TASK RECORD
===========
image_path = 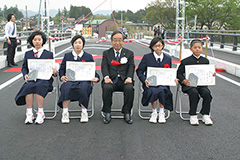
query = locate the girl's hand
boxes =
[61,76,68,83]
[91,77,99,83]
[24,75,29,83]
[145,80,149,88]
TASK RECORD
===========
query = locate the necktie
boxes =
[12,23,15,35]
[157,58,161,63]
[113,52,120,83]
[116,51,120,62]
[77,56,81,61]
[34,52,38,58]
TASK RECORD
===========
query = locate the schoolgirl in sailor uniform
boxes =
[58,35,99,124]
[136,37,173,124]
[15,31,57,124]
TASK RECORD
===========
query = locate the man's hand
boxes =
[104,77,113,84]
[183,79,190,86]
[124,77,132,84]
[7,39,11,45]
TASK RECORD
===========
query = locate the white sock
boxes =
[38,108,44,113]
[27,108,33,114]
[152,108,157,114]
[82,108,87,113]
[63,108,68,113]
[159,108,164,113]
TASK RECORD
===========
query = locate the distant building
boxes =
[84,19,117,37]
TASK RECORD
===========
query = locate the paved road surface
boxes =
[0,39,240,160]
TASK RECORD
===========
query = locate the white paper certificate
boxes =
[66,61,95,81]
[185,64,215,86]
[27,59,54,80]
[147,67,177,86]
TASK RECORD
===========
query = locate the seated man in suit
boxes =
[101,31,135,124]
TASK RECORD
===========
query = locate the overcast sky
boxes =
[0,0,154,12]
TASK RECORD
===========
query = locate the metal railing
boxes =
[0,30,72,56]
[166,30,240,51]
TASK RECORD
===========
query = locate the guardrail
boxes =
[166,30,240,51]
[0,30,72,56]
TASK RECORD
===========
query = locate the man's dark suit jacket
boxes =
[101,47,135,81]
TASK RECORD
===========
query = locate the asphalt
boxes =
[0,39,240,160]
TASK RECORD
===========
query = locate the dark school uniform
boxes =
[136,52,173,111]
[177,54,212,115]
[57,51,99,108]
[15,49,54,105]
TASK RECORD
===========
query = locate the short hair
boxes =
[27,31,47,47]
[190,39,203,48]
[71,35,85,47]
[7,14,14,22]
[149,36,165,52]
[111,31,123,41]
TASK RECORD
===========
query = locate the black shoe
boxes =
[12,63,18,66]
[124,113,133,124]
[103,113,111,124]
[8,63,13,67]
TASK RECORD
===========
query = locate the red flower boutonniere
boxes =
[81,60,86,62]
[164,64,170,68]
[111,59,122,66]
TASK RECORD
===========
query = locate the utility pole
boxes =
[121,12,123,25]
[175,0,185,40]
[25,6,28,30]
[41,0,50,34]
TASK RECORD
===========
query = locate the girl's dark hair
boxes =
[149,36,165,52]
[27,31,47,47]
[71,35,85,47]
[7,14,14,22]
[111,31,123,41]
[190,39,203,47]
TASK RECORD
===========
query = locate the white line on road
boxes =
[216,73,240,87]
[0,74,22,90]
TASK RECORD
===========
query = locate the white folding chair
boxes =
[101,91,133,119]
[174,83,211,120]
[67,82,95,119]
[138,82,170,120]
[33,75,60,119]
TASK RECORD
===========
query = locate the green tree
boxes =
[2,5,24,20]
[69,5,92,19]
[186,0,240,30]
[145,0,176,29]
[134,9,147,23]
[62,7,68,17]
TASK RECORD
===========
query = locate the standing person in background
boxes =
[160,25,166,39]
[157,26,160,37]
[153,26,157,37]
[5,14,18,67]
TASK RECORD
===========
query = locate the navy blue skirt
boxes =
[15,79,53,106]
[57,81,92,108]
[141,85,173,111]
